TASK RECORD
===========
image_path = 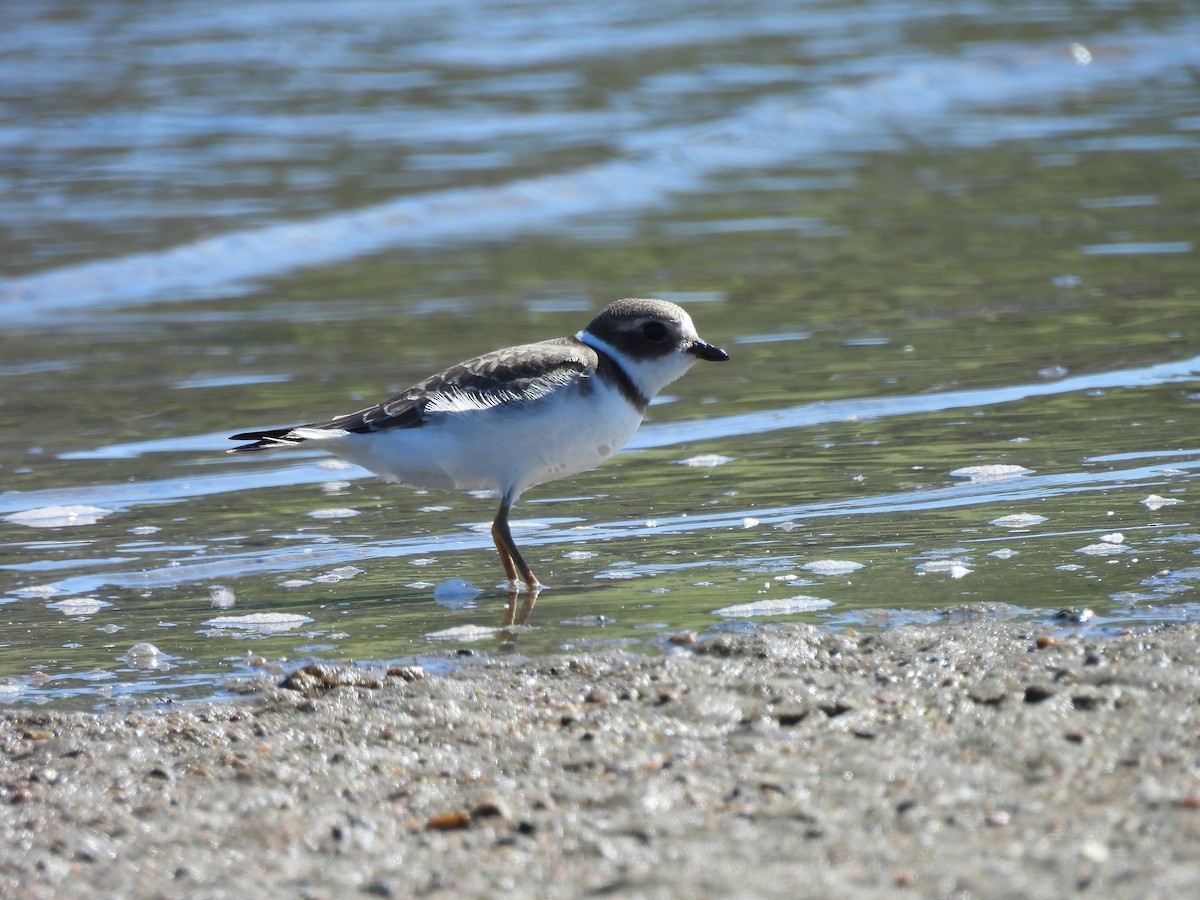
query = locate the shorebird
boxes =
[229,298,728,589]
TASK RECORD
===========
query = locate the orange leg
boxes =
[490,497,541,590]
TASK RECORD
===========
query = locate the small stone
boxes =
[968,681,1008,705]
[280,663,381,698]
[425,811,472,831]
[471,800,509,820]
[1080,840,1110,863]
[385,665,426,682]
[1054,608,1095,624]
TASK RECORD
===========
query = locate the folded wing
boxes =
[228,338,596,453]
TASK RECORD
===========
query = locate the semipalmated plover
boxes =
[229,298,728,589]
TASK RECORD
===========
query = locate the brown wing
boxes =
[228,337,596,452]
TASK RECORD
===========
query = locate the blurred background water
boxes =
[2,0,1199,708]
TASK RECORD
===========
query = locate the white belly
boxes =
[319,379,644,497]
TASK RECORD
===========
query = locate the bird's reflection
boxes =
[495,585,540,650]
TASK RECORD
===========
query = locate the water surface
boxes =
[3,0,1199,708]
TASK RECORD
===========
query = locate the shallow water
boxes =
[2,0,1199,709]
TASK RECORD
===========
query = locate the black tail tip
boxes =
[227,428,296,453]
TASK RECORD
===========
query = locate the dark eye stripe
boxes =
[642,321,668,341]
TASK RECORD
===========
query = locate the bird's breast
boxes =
[333,377,645,495]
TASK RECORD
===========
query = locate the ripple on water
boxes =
[1081,241,1192,255]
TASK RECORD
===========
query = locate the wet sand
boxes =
[4,614,1199,898]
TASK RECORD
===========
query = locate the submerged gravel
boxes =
[3,618,1199,898]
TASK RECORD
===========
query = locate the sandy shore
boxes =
[3,614,1199,898]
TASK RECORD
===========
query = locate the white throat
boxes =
[575,329,698,399]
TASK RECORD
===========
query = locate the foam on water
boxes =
[202,613,314,631]
[4,505,116,528]
[713,596,835,617]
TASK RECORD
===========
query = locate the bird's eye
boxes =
[642,321,668,342]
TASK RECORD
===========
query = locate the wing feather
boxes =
[228,337,596,452]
